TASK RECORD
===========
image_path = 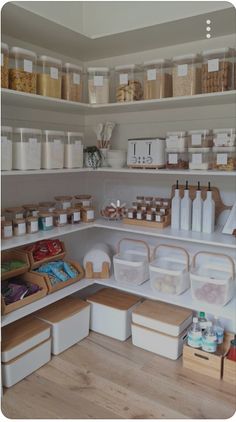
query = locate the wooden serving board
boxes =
[123,214,170,229]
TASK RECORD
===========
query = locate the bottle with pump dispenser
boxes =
[202,182,215,233]
[171,180,181,230]
[180,181,192,230]
[187,317,202,349]
[192,182,203,232]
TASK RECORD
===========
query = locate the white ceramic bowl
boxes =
[107,156,126,168]
[107,149,126,158]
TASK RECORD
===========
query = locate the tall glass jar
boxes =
[64,131,84,168]
[115,64,143,102]
[37,55,62,98]
[202,48,233,93]
[9,47,37,93]
[143,59,172,99]
[62,63,83,102]
[1,42,9,88]
[13,128,42,170]
[87,67,109,104]
[172,54,202,96]
[42,130,65,169]
[1,126,12,171]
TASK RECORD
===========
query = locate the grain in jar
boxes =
[13,218,26,236]
[13,128,41,170]
[42,130,65,169]
[87,67,109,104]
[188,129,213,148]
[202,48,233,93]
[1,42,9,88]
[213,146,236,171]
[37,55,62,98]
[64,132,84,168]
[1,126,12,171]
[81,207,95,222]
[54,196,73,210]
[172,54,201,96]
[9,47,36,93]
[62,63,83,102]
[189,148,212,170]
[143,59,172,99]
[166,148,189,169]
[115,64,143,102]
[1,221,13,239]
[213,128,236,147]
[26,217,39,234]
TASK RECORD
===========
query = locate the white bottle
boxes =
[212,316,224,345]
[202,321,217,353]
[192,182,203,232]
[202,182,215,233]
[180,181,192,230]
[171,180,181,230]
[187,317,202,349]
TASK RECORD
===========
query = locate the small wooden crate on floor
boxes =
[223,357,236,385]
[21,240,66,270]
[1,249,30,281]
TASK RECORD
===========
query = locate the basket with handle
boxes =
[113,238,151,285]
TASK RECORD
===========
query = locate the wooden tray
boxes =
[123,214,170,229]
[22,240,66,270]
[1,250,30,281]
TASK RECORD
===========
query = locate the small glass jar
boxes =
[172,54,202,96]
[26,216,39,234]
[37,55,62,98]
[1,126,12,171]
[5,207,24,220]
[136,196,144,205]
[150,204,157,213]
[67,208,81,224]
[127,208,136,219]
[136,209,145,220]
[144,196,153,206]
[64,131,84,168]
[39,202,56,212]
[213,146,236,171]
[53,210,68,227]
[38,212,54,230]
[81,207,95,222]
[13,127,42,170]
[75,195,92,208]
[166,148,189,169]
[1,221,13,239]
[213,128,236,147]
[62,62,83,102]
[146,210,154,221]
[143,59,172,99]
[155,213,164,223]
[202,48,233,93]
[188,129,213,148]
[42,130,65,169]
[54,196,73,210]
[13,218,26,236]
[115,64,143,102]
[140,203,147,211]
[22,204,39,217]
[9,47,37,93]
[155,198,162,206]
[189,148,212,170]
[166,131,187,149]
[159,206,169,215]
[162,199,171,207]
[87,67,109,104]
[1,42,9,88]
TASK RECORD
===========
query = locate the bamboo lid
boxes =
[132,300,192,326]
[35,297,89,323]
[87,288,141,310]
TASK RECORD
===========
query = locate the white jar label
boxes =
[147,69,157,81]
[146,214,152,221]
[192,153,202,164]
[217,153,227,165]
[1,53,3,66]
[156,215,161,222]
[169,153,178,164]
[24,59,33,73]
[45,216,53,227]
[119,73,128,85]
[128,212,133,218]
[177,64,188,76]
[18,222,26,235]
[94,75,104,86]
[73,73,80,85]
[208,58,219,72]
[73,211,80,221]
[32,210,38,217]
[62,201,71,210]
[31,220,38,232]
[50,67,59,79]
[216,133,228,142]
[192,134,202,146]
[4,225,12,237]
[87,210,94,219]
[59,214,67,224]
[137,212,142,220]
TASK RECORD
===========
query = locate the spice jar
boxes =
[188,129,213,148]
[26,216,39,234]
[13,218,26,236]
[5,207,24,220]
[115,64,143,102]
[39,202,56,212]
[202,48,233,93]
[189,148,212,170]
[9,47,37,93]
[1,221,13,239]
[166,131,188,149]
[136,196,144,205]
[22,204,39,217]
[81,207,95,223]
[166,148,189,169]
[67,208,80,224]
[37,55,62,98]
[143,59,172,99]
[155,198,162,206]
[172,54,202,96]
[146,210,154,221]
[87,67,109,104]
[136,209,145,220]
[1,42,9,88]
[64,131,84,168]
[127,208,136,219]
[132,202,138,210]
[42,130,65,169]
[213,128,236,147]
[62,63,83,102]
[144,196,153,206]
[13,128,42,170]
[53,210,68,227]
[38,212,53,230]
[213,146,236,171]
[155,213,164,223]
[1,126,12,171]
[75,195,92,208]
[55,196,73,210]
[140,203,147,211]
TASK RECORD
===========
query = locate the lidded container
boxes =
[26,216,39,234]
[75,194,92,208]
[39,202,56,212]
[87,67,109,104]
[172,54,202,96]
[166,131,188,149]
[212,146,236,171]
[115,64,143,102]
[202,48,233,93]
[1,42,9,88]
[189,148,212,170]
[67,208,80,224]
[53,210,68,227]
[22,204,39,217]
[54,196,73,210]
[38,212,53,231]
[13,128,42,170]
[213,128,236,147]
[13,218,26,236]
[188,129,213,148]
[1,221,13,239]
[64,131,84,168]
[5,207,24,220]
[37,55,62,98]
[143,59,172,99]
[62,63,83,102]
[42,130,65,169]
[166,148,189,169]
[9,47,37,93]
[1,126,12,171]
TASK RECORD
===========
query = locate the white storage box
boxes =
[149,244,190,295]
[13,127,42,170]
[190,251,235,307]
[87,287,142,341]
[132,300,192,359]
[1,316,51,388]
[35,296,90,355]
[113,238,150,285]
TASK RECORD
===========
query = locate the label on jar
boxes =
[31,220,38,232]
[24,59,33,73]
[73,211,80,221]
[192,134,202,146]
[208,58,219,72]
[192,153,203,164]
[32,210,39,217]
[50,67,59,79]
[217,153,228,165]
[94,75,103,86]
[45,216,53,227]
[147,69,157,81]
[146,214,152,221]
[4,225,13,238]
[18,222,26,235]
[216,133,228,142]
[73,73,80,85]
[119,73,128,85]
[155,215,162,222]
[1,53,3,66]
[177,64,188,76]
[168,153,178,164]
[128,211,133,218]
[86,210,94,219]
[59,214,67,224]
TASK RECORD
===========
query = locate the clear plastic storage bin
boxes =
[143,59,172,99]
[166,148,189,169]
[213,128,236,147]
[188,129,213,148]
[13,128,42,170]
[189,148,212,170]
[113,238,150,285]
[115,64,143,102]
[212,146,236,171]
[202,48,233,93]
[42,130,65,169]
[1,126,12,171]
[9,47,37,93]
[190,251,235,307]
[1,42,9,88]
[64,131,84,168]
[37,55,62,98]
[87,67,109,104]
[150,244,190,295]
[62,63,83,102]
[172,54,202,96]
[166,131,187,149]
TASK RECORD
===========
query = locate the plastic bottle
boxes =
[187,317,202,348]
[202,182,215,233]
[202,321,217,353]
[198,311,208,331]
[192,182,203,232]
[180,180,192,231]
[212,316,224,344]
[171,180,181,229]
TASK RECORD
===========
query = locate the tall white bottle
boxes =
[202,182,215,233]
[180,181,192,230]
[171,180,181,229]
[192,181,203,232]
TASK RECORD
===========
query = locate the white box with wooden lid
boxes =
[1,316,51,388]
[131,300,193,360]
[34,296,90,355]
[87,288,142,341]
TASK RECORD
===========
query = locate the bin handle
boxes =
[152,244,190,270]
[192,251,235,278]
[117,238,151,262]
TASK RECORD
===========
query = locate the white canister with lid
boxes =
[64,132,84,168]
[188,129,213,148]
[83,243,112,273]
[42,130,65,169]
[213,128,236,147]
[37,55,62,98]
[1,126,12,170]
[166,131,187,149]
[87,67,109,104]
[13,128,42,170]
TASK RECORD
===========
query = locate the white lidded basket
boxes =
[150,244,190,295]
[190,251,235,307]
[113,238,150,285]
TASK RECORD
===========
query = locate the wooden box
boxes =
[21,240,66,270]
[1,250,30,281]
[223,358,236,385]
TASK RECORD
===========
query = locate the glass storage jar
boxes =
[42,130,65,169]
[172,54,202,96]
[1,42,9,88]
[13,128,42,170]
[189,148,212,170]
[38,212,53,230]
[37,55,62,98]
[13,218,26,236]
[202,48,233,93]
[64,131,84,168]
[9,47,37,93]
[213,146,236,171]
[166,148,189,169]
[166,131,187,149]
[1,220,13,239]
[22,204,39,217]
[67,208,80,224]
[5,207,24,220]
[87,67,109,104]
[1,126,12,171]
[62,62,83,102]
[39,202,56,212]
[54,196,73,210]
[143,59,172,99]
[213,128,236,147]
[115,64,143,102]
[26,216,39,234]
[188,129,213,148]
[75,195,92,208]
[53,210,68,227]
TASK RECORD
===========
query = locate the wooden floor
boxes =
[2,331,236,419]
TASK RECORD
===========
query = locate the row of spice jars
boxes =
[127,197,171,222]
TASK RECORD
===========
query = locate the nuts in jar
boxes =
[1,221,13,239]
[166,149,189,169]
[9,47,37,94]
[202,48,233,93]
[81,207,95,223]
[53,210,68,227]
[115,65,143,102]
[26,216,39,234]
[38,212,53,231]
[13,218,26,236]
[213,147,236,171]
[67,208,80,224]
[1,42,9,88]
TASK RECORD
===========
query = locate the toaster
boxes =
[127,137,165,168]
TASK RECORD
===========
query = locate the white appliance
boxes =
[127,137,165,168]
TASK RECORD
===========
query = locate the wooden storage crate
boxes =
[22,240,66,270]
[223,358,236,385]
[1,250,30,281]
